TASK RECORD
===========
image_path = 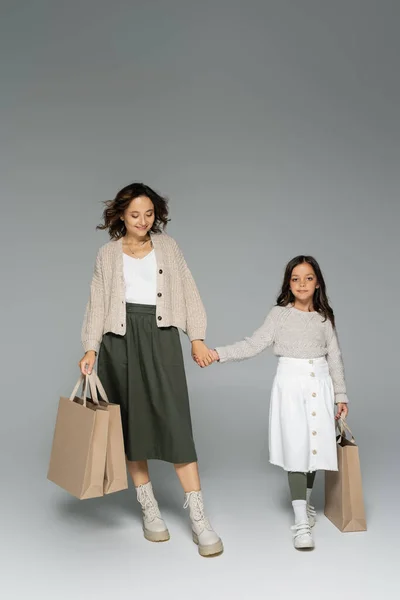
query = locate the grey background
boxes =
[1,1,399,598]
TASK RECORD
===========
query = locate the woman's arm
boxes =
[81,249,106,354]
[172,240,207,342]
[215,307,278,363]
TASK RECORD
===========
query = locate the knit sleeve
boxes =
[172,240,207,342]
[326,321,348,403]
[215,307,278,363]
[81,249,106,354]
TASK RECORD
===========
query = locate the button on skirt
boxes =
[97,303,197,464]
[269,357,338,472]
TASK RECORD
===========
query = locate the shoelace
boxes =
[137,486,161,522]
[183,492,212,530]
[291,520,312,539]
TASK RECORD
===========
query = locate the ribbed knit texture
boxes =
[81,232,207,353]
[216,305,348,403]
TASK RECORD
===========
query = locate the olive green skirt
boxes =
[97,303,197,464]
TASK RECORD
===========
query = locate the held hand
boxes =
[335,403,349,421]
[78,350,96,376]
[191,340,215,368]
[210,349,220,363]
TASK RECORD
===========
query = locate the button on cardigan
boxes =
[81,232,207,353]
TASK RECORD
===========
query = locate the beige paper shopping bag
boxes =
[47,375,109,499]
[324,419,367,532]
[87,372,128,495]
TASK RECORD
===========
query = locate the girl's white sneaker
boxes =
[291,520,315,550]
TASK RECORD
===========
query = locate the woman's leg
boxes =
[174,461,223,557]
[126,459,150,486]
[174,461,200,492]
[127,459,170,543]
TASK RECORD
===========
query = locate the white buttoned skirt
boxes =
[269,357,338,472]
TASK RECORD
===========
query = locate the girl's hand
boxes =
[210,349,220,362]
[78,350,96,375]
[191,340,214,368]
[335,403,349,421]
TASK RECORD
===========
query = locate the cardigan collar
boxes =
[115,232,165,267]
[116,231,161,250]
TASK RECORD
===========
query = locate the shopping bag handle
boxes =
[69,374,92,407]
[87,371,109,405]
[336,417,356,444]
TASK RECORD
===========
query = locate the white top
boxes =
[215,304,348,403]
[123,250,157,305]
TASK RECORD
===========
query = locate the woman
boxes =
[79,182,223,557]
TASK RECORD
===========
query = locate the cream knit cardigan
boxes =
[81,232,206,353]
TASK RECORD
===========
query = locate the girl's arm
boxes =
[81,249,106,354]
[215,306,279,363]
[326,321,348,404]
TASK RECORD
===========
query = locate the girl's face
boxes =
[289,262,319,304]
[122,196,155,238]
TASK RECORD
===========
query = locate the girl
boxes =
[79,182,223,557]
[210,256,349,550]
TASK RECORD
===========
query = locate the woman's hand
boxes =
[191,340,214,368]
[335,403,349,421]
[78,350,96,375]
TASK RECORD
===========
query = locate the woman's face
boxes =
[122,196,155,238]
[289,262,319,304]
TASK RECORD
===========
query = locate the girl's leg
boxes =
[288,471,307,501]
[287,471,317,524]
[174,461,223,558]
[127,459,170,543]
[306,471,317,526]
[288,472,314,550]
[288,472,308,523]
[307,471,317,499]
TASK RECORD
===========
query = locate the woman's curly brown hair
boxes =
[97,182,170,240]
